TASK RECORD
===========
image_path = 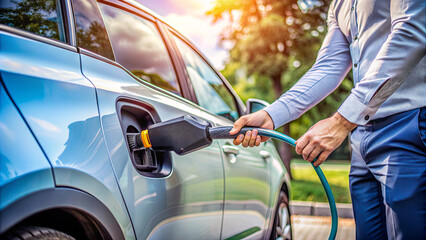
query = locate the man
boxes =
[230,0,425,239]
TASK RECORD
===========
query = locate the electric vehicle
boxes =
[0,0,292,239]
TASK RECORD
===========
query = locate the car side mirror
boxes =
[246,98,270,114]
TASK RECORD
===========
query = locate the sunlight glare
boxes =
[172,0,215,12]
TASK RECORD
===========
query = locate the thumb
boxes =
[230,116,248,135]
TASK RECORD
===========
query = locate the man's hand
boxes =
[296,112,357,166]
[230,110,274,147]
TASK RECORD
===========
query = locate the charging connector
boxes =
[127,115,213,155]
[126,115,338,239]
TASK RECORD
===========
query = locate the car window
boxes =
[173,35,238,121]
[0,0,65,42]
[71,0,114,60]
[98,4,181,96]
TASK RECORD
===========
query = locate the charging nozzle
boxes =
[127,115,213,155]
[126,115,338,239]
[127,115,266,155]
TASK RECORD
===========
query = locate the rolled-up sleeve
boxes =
[265,3,352,129]
[338,0,426,125]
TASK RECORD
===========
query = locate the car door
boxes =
[72,0,225,239]
[169,33,272,240]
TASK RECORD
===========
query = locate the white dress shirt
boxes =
[265,0,426,127]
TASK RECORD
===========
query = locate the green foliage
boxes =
[0,0,61,40]
[291,161,351,203]
[210,0,354,156]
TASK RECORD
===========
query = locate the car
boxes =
[0,0,291,239]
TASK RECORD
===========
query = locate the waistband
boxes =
[363,107,424,131]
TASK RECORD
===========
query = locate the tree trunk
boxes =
[272,75,293,179]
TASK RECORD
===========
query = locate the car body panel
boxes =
[0,30,135,239]
[79,52,225,240]
[0,0,290,238]
[261,141,289,238]
[162,24,274,238]
[219,139,270,239]
[0,82,54,211]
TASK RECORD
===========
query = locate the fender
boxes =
[0,187,125,240]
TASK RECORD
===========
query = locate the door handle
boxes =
[222,145,239,164]
[259,150,271,158]
[222,145,240,155]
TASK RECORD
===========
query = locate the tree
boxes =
[0,0,61,40]
[208,0,352,177]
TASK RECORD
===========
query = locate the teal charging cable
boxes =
[129,115,338,240]
[209,127,338,240]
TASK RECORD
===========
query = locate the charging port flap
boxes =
[117,98,172,178]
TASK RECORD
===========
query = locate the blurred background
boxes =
[139,0,353,203]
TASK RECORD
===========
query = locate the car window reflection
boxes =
[99,4,181,96]
[173,36,238,121]
[0,0,65,42]
[71,0,114,60]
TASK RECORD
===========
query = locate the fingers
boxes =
[295,134,309,155]
[313,151,331,167]
[301,142,315,161]
[233,134,244,145]
[241,131,252,147]
[230,116,248,135]
[255,136,261,146]
[230,111,274,147]
[248,129,259,147]
[306,147,322,163]
[232,131,261,147]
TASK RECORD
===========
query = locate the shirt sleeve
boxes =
[264,2,352,129]
[337,0,426,125]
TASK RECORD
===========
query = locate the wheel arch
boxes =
[0,188,125,240]
[263,180,292,240]
[281,181,290,201]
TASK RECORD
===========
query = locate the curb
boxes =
[290,201,353,218]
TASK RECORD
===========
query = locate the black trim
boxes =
[0,188,125,240]
[78,48,191,105]
[168,30,245,118]
[157,22,195,102]
[79,47,121,68]
[115,97,173,178]
[97,0,244,113]
[98,0,155,22]
[61,0,76,46]
[0,25,77,53]
[165,27,199,104]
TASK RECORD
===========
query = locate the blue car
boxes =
[0,0,291,239]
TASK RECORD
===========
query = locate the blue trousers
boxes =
[349,107,426,240]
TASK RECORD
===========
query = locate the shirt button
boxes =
[351,6,354,11]
[354,35,358,40]
[364,115,370,121]
[354,63,358,68]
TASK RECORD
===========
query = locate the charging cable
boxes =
[128,115,338,240]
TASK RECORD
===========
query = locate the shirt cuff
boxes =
[337,93,377,125]
[263,100,292,129]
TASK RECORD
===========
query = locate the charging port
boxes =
[117,98,172,178]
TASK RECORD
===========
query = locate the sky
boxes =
[136,0,229,70]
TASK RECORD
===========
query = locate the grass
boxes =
[290,159,351,203]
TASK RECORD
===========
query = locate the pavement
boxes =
[292,215,355,240]
[290,162,355,239]
[290,201,353,218]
